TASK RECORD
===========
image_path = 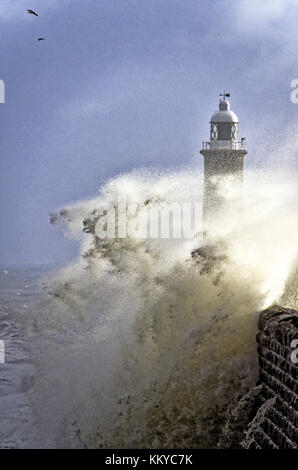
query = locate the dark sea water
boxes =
[0,265,48,448]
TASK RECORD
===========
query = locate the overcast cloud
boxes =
[0,0,297,264]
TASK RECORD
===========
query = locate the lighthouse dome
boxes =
[210,99,238,123]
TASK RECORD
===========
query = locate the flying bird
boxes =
[38,38,45,41]
[27,9,38,16]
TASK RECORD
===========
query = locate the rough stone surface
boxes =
[242,305,298,449]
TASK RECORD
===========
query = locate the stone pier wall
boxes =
[243,306,298,449]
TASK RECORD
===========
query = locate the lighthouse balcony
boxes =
[201,140,246,151]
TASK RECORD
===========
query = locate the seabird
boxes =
[38,38,45,41]
[27,9,38,16]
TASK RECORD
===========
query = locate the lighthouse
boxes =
[200,93,247,236]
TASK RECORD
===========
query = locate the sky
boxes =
[0,0,298,265]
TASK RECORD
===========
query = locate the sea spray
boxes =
[28,166,298,448]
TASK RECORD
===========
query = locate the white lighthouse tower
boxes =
[200,92,247,236]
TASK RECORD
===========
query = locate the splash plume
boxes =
[30,166,298,448]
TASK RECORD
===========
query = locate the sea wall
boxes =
[243,305,298,449]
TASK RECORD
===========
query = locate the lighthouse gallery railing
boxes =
[201,140,246,151]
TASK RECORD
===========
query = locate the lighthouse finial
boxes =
[219,91,230,100]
